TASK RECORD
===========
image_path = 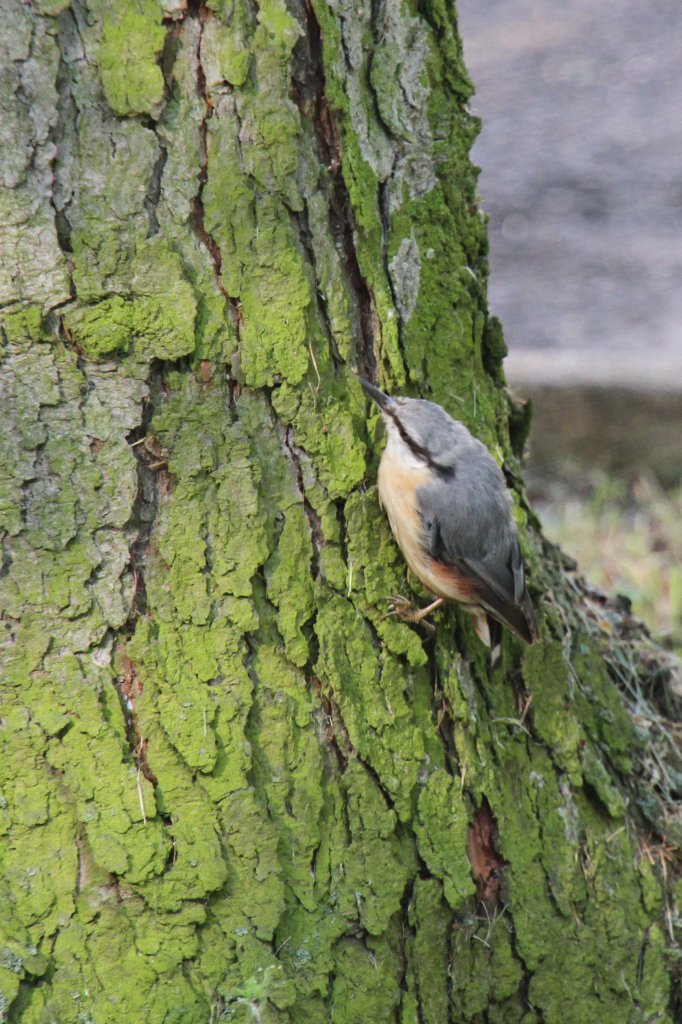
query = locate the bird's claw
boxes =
[387,595,414,618]
[387,596,437,633]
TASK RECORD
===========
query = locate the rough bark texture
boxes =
[1,0,680,1022]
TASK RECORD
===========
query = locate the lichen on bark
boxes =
[1,0,680,1022]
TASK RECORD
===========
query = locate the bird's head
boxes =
[360,377,470,472]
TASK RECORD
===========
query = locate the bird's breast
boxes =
[378,445,429,568]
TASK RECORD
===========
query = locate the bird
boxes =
[360,377,539,658]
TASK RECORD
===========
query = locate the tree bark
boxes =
[1,0,680,1022]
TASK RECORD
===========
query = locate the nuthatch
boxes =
[360,378,539,654]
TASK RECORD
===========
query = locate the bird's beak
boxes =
[360,377,395,412]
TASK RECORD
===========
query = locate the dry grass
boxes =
[532,474,682,653]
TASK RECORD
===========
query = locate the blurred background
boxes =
[457,0,682,651]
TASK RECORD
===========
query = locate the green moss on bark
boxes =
[98,1,166,116]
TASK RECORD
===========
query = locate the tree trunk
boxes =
[1,0,680,1022]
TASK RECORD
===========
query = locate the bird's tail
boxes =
[472,610,503,668]
[479,585,539,647]
[487,615,503,669]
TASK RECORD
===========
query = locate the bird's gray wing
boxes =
[464,534,526,606]
[419,466,538,644]
[421,465,517,600]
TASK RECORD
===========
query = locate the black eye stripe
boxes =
[386,410,455,479]
[387,409,428,459]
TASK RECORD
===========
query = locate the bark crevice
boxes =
[185,1,243,340]
[293,0,378,381]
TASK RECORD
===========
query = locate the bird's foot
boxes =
[387,595,417,621]
[387,595,445,631]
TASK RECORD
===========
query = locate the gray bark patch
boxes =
[389,232,421,323]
